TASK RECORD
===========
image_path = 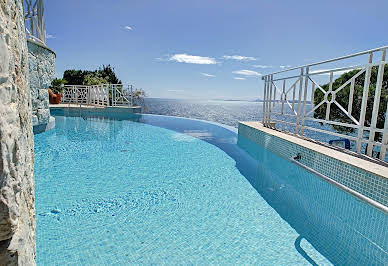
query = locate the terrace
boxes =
[0,0,386,264]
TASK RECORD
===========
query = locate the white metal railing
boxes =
[262,46,388,161]
[110,84,134,106]
[61,84,135,107]
[24,0,46,45]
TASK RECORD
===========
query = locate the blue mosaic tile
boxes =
[238,123,388,207]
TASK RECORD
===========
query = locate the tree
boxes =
[313,66,388,141]
[83,72,108,85]
[63,70,87,85]
[61,65,122,85]
[99,65,121,84]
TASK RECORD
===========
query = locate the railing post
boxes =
[380,104,388,160]
[267,75,273,127]
[121,85,124,105]
[356,52,373,153]
[106,85,110,106]
[265,76,268,125]
[266,76,270,125]
[113,84,116,106]
[96,86,99,105]
[367,49,386,156]
[325,72,334,122]
[292,80,296,112]
[310,82,315,110]
[273,78,276,108]
[281,79,286,114]
[348,79,355,115]
[96,85,99,105]
[300,66,310,135]
[295,67,304,134]
[130,85,134,106]
[262,76,267,125]
[76,88,79,107]
[87,86,91,106]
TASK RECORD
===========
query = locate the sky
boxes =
[45,0,388,100]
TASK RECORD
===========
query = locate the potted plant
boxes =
[49,78,67,104]
[132,88,147,110]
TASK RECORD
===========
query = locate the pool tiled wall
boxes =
[238,122,388,208]
[50,106,141,121]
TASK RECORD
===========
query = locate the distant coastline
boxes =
[145,97,312,104]
[211,98,312,104]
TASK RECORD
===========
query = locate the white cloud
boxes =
[232,69,261,77]
[46,33,55,39]
[169,54,217,64]
[223,55,257,61]
[167,89,184,92]
[280,65,292,69]
[124,26,133,31]
[201,73,215,77]
[253,64,272,69]
[234,77,246,80]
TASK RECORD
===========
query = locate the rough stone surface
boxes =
[0,32,9,84]
[27,40,55,126]
[0,0,36,265]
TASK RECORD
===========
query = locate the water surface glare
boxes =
[34,114,387,265]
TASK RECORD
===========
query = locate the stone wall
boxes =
[27,39,55,128]
[0,0,36,265]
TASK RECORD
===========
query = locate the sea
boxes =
[143,98,387,162]
[144,98,261,128]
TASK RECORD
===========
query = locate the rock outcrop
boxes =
[0,0,36,265]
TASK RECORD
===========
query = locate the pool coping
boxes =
[240,121,388,180]
[50,104,142,110]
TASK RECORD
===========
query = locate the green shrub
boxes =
[313,66,388,141]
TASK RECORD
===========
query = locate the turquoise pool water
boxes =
[34,112,387,265]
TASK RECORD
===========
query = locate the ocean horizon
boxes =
[144,97,262,128]
[143,97,388,161]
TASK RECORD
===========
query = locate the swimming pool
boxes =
[34,111,387,265]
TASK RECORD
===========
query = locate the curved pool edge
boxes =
[140,113,238,133]
[50,106,237,133]
[49,108,240,154]
[37,109,388,265]
[49,107,388,211]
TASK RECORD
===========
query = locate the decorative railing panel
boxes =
[24,0,46,45]
[111,84,134,106]
[61,84,134,108]
[262,46,388,161]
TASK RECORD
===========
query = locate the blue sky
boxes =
[45,0,388,100]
